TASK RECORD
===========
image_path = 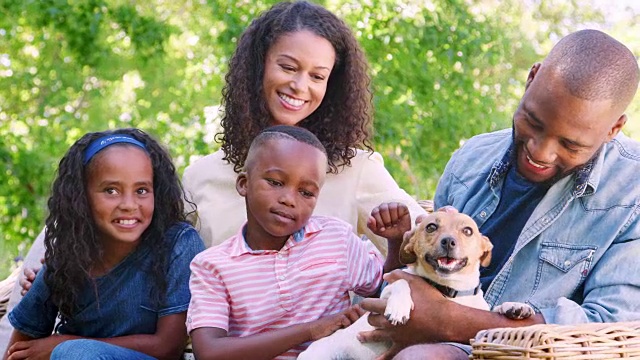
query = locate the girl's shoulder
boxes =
[164,222,206,254]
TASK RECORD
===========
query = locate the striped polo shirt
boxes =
[187,215,384,359]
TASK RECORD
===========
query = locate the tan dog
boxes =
[298,210,533,360]
[398,209,493,310]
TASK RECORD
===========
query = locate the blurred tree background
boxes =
[1,0,639,278]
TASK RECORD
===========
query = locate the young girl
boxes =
[4,128,205,360]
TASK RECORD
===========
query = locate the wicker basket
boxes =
[471,321,640,359]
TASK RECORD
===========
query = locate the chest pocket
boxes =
[298,258,339,278]
[530,242,596,306]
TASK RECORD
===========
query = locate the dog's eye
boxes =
[462,227,473,236]
[425,223,438,233]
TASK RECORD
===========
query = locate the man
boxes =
[359,29,640,360]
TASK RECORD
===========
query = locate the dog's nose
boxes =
[440,237,456,250]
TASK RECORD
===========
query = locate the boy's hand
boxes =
[309,305,365,341]
[367,202,411,241]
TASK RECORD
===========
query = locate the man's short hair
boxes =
[545,29,639,109]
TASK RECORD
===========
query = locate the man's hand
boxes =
[19,258,44,296]
[7,335,76,360]
[357,270,455,359]
[309,305,365,341]
[367,202,412,242]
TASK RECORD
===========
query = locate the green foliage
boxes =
[338,0,512,198]
[0,0,637,278]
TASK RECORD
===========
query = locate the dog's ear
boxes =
[398,228,418,265]
[479,235,493,267]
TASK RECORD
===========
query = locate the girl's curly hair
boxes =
[43,128,192,320]
[217,0,373,173]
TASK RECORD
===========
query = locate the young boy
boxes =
[186,125,410,360]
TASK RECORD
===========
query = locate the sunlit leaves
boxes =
[0,0,636,277]
[336,0,511,198]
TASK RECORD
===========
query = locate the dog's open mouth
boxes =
[432,256,468,274]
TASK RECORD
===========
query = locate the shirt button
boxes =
[278,275,286,281]
[277,253,284,259]
[564,260,571,267]
[480,211,487,218]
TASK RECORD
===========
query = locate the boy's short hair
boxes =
[245,125,328,171]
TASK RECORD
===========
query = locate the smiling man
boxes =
[358,29,640,360]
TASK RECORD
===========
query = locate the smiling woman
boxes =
[262,30,336,127]
[182,0,427,253]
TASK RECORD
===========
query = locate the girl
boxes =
[4,128,205,360]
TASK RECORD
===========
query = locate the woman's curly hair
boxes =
[217,0,373,173]
[43,128,192,320]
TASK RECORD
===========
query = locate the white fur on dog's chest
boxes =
[449,289,489,310]
[297,278,413,360]
[297,274,487,360]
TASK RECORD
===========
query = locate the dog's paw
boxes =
[384,299,413,325]
[383,280,414,325]
[493,302,535,320]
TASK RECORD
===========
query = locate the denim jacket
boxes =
[434,129,640,324]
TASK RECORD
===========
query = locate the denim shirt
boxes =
[9,222,205,338]
[434,129,640,325]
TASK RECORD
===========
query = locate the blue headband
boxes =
[83,134,148,165]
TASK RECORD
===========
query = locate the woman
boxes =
[183,1,425,254]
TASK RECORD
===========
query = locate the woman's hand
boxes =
[19,258,44,296]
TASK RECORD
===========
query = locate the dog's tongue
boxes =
[438,257,457,265]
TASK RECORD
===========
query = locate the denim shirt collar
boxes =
[488,141,598,197]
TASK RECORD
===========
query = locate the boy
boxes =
[187,125,409,359]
